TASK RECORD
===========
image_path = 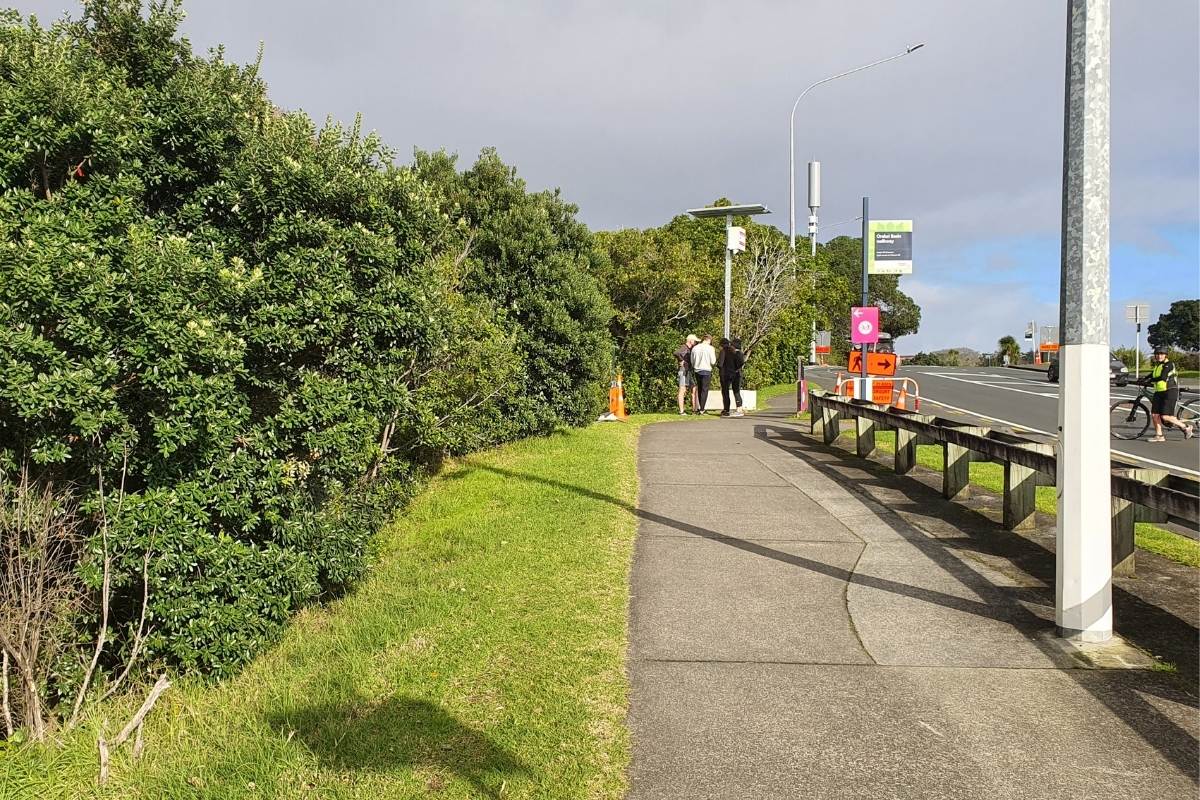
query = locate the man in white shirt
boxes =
[689,334,718,414]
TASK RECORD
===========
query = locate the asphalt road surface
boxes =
[805,364,1199,476]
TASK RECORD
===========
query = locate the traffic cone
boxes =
[614,374,628,419]
[896,384,908,410]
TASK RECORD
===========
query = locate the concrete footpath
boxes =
[626,395,1199,799]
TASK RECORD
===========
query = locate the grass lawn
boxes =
[2,414,682,800]
[836,427,1200,569]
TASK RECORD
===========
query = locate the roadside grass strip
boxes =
[835,428,1200,569]
[2,415,682,800]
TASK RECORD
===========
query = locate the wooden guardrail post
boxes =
[821,402,840,445]
[1130,468,1168,524]
[855,413,876,458]
[1109,481,1136,577]
[894,413,933,475]
[941,424,986,500]
[996,437,1055,531]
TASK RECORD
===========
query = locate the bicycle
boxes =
[1109,386,1200,440]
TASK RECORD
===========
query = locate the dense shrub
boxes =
[0,0,612,697]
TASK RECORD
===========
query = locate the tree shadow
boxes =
[266,695,525,796]
[470,419,1198,782]
[755,421,1200,688]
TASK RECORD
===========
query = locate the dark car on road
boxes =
[1046,354,1129,386]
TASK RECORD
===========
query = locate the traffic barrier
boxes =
[807,389,1199,576]
[608,374,628,419]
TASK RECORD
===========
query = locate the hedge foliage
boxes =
[0,1,611,682]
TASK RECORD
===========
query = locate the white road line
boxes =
[915,395,1200,477]
[923,372,1063,400]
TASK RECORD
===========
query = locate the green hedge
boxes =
[0,2,610,687]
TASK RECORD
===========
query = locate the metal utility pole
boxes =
[860,196,870,394]
[724,212,732,339]
[1056,0,1111,642]
[808,161,820,364]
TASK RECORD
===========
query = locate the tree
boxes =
[0,0,616,728]
[821,235,921,343]
[1147,299,1199,351]
[998,335,1020,363]
[731,232,798,357]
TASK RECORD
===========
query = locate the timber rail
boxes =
[808,389,1200,575]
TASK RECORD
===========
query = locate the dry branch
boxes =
[2,651,12,738]
[111,675,170,748]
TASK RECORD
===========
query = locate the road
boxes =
[804,364,1199,476]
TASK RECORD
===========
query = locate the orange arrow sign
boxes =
[848,351,897,376]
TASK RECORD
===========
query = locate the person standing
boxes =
[718,337,746,417]
[690,333,717,414]
[1142,347,1194,441]
[674,334,698,415]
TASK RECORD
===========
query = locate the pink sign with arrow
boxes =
[850,306,880,345]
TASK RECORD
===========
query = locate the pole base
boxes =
[1056,625,1113,643]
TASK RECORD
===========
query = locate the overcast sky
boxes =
[16,0,1200,352]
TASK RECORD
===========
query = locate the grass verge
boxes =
[3,414,681,800]
[752,382,796,404]
[835,427,1200,569]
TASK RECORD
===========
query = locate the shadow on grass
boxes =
[267,695,524,797]
[471,420,1199,784]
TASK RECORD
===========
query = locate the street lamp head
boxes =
[906,43,926,54]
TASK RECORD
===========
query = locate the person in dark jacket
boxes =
[1141,347,1194,441]
[718,337,746,417]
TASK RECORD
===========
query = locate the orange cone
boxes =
[615,374,628,419]
[896,384,908,410]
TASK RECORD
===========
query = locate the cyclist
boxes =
[1139,347,1194,441]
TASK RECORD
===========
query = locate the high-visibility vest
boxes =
[1152,363,1168,393]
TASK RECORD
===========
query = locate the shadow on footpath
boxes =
[266,695,524,796]
[751,420,1198,781]
[473,416,1199,783]
[752,421,1200,687]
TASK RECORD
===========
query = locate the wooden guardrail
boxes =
[808,389,1200,576]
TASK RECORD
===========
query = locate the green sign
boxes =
[867,220,913,275]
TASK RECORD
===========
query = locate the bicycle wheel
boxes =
[1110,399,1149,440]
[1178,398,1200,425]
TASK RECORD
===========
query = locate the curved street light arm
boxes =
[789,44,925,249]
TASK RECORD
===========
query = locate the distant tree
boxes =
[906,351,947,366]
[1147,299,1199,351]
[998,335,1020,363]
[821,235,921,340]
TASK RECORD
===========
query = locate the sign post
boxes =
[1124,302,1149,378]
[859,199,870,395]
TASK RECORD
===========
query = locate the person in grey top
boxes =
[690,334,717,414]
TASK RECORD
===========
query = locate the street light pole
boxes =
[788,44,924,366]
[808,161,820,364]
[787,44,925,251]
